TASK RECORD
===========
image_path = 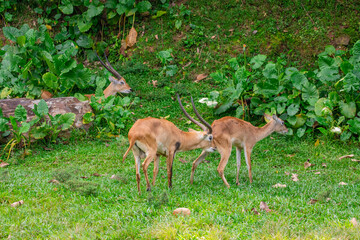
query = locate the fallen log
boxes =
[0,97,92,129]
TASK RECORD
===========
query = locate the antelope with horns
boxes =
[84,53,132,100]
[122,95,215,194]
[190,114,288,188]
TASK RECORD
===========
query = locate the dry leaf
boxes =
[304,160,315,169]
[43,147,53,151]
[211,35,216,39]
[270,137,274,140]
[314,172,321,175]
[173,208,191,216]
[252,30,258,34]
[351,218,358,227]
[286,154,295,158]
[182,61,193,69]
[48,179,60,184]
[155,34,158,40]
[309,199,318,204]
[105,143,110,147]
[291,173,299,182]
[11,200,24,208]
[339,154,354,160]
[284,172,290,176]
[151,80,158,88]
[272,183,286,188]
[0,162,9,168]
[351,159,360,162]
[195,74,208,82]
[125,27,137,48]
[251,208,260,215]
[314,139,320,147]
[339,182,348,186]
[259,201,272,213]
[41,90,53,99]
[80,176,89,179]
[322,163,327,168]
[92,173,101,177]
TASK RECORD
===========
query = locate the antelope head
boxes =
[264,114,288,134]
[177,94,215,152]
[97,52,132,95]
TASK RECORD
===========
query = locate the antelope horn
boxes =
[103,53,123,79]
[95,52,122,79]
[190,96,213,134]
[176,94,207,132]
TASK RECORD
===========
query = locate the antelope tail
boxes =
[122,140,135,163]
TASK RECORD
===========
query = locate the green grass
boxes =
[2,0,360,239]
[1,136,360,239]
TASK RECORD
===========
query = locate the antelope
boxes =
[84,53,132,100]
[122,95,215,194]
[190,114,288,188]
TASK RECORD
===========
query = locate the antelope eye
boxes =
[120,81,125,85]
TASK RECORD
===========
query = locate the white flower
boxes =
[198,98,218,108]
[331,127,341,134]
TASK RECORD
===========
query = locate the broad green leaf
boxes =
[152,10,166,19]
[76,35,93,48]
[250,54,267,69]
[343,72,360,93]
[2,26,20,41]
[290,71,308,90]
[74,93,88,102]
[324,45,336,55]
[351,40,360,56]
[42,72,59,90]
[126,8,137,16]
[14,105,27,122]
[340,61,353,74]
[116,4,127,15]
[348,118,360,134]
[215,100,234,115]
[340,131,352,141]
[165,65,178,77]
[315,98,330,116]
[287,116,297,126]
[339,101,356,118]
[78,18,93,33]
[59,0,73,14]
[296,127,306,138]
[276,103,286,114]
[82,112,94,124]
[19,122,30,134]
[255,78,280,97]
[0,118,9,132]
[59,113,76,130]
[4,12,13,22]
[31,126,48,139]
[287,103,299,116]
[61,64,91,89]
[317,66,340,83]
[262,62,277,80]
[37,99,49,116]
[235,106,244,118]
[293,114,307,129]
[60,59,77,75]
[86,4,104,21]
[137,1,151,12]
[16,35,26,46]
[328,91,339,104]
[301,82,318,106]
[318,55,336,70]
[234,66,250,85]
[0,87,12,99]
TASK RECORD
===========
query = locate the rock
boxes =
[173,208,191,216]
[335,35,350,46]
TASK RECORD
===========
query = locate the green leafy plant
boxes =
[30,100,76,142]
[88,95,139,136]
[0,24,93,98]
[157,49,178,77]
[1,105,36,160]
[204,40,360,141]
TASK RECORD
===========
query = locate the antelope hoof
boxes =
[236,182,240,186]
[146,187,151,192]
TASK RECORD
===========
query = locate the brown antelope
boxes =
[122,95,215,194]
[84,53,132,100]
[190,114,288,188]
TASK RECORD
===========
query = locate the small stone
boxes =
[173,208,191,216]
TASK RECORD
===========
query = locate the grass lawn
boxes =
[1,0,360,239]
[1,135,360,239]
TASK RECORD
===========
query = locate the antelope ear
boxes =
[264,114,272,121]
[272,114,278,120]
[109,76,117,83]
